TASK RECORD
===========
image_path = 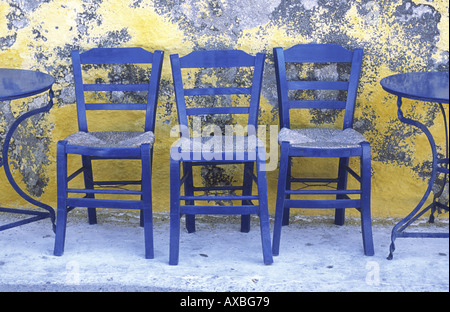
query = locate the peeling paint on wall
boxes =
[0,0,448,218]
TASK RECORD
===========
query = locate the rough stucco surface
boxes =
[0,0,448,218]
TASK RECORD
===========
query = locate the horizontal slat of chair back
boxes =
[85,103,147,111]
[83,84,150,92]
[288,100,346,109]
[79,47,154,64]
[287,80,349,91]
[283,44,353,63]
[179,50,256,68]
[184,87,251,96]
[185,106,250,115]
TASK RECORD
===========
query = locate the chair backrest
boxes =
[274,44,363,130]
[72,47,164,133]
[170,50,265,137]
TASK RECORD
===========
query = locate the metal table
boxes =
[380,71,449,259]
[0,68,56,231]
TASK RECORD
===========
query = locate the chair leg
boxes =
[256,153,273,265]
[54,205,68,256]
[183,163,196,233]
[241,162,254,233]
[139,153,153,228]
[81,155,97,225]
[360,142,374,256]
[141,144,154,259]
[169,157,181,265]
[54,141,68,256]
[185,214,195,233]
[140,210,144,227]
[335,157,349,226]
[282,157,291,226]
[273,142,290,256]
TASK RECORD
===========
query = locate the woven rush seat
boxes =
[174,135,265,153]
[278,127,367,149]
[65,131,155,148]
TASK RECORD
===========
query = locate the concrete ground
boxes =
[0,210,448,292]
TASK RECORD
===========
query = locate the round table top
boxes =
[0,68,55,102]
[380,71,449,104]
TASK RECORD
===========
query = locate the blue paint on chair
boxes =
[53,47,164,259]
[272,44,374,256]
[169,50,273,265]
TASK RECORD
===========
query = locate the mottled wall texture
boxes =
[1,0,448,219]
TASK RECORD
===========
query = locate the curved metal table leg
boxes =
[429,103,449,223]
[388,97,449,260]
[0,89,56,232]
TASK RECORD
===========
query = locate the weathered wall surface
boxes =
[1,0,448,219]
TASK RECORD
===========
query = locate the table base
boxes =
[387,98,449,260]
[1,88,56,233]
[0,207,54,231]
[388,201,449,260]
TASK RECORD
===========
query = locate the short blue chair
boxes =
[53,47,164,259]
[169,50,273,265]
[272,44,374,256]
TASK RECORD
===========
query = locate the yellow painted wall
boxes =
[0,0,448,220]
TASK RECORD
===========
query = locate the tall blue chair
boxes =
[53,47,164,259]
[272,44,374,256]
[169,50,273,265]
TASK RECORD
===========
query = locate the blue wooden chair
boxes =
[169,50,273,265]
[272,44,374,256]
[53,47,164,259]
